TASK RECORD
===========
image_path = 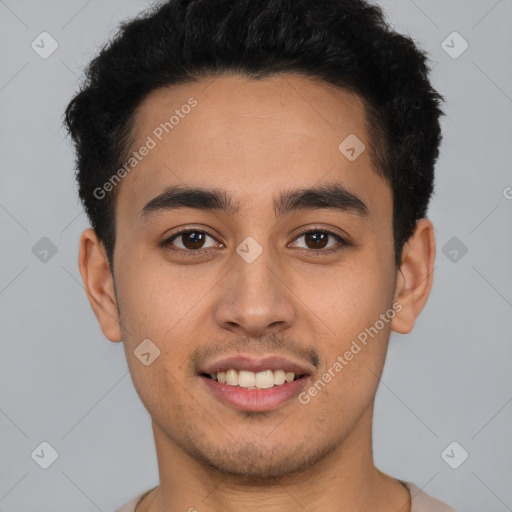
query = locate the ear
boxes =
[78,228,123,342]
[391,218,436,334]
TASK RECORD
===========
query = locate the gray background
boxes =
[0,0,511,511]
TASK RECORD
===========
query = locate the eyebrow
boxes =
[140,183,369,221]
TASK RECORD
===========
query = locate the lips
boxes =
[200,355,313,376]
[198,354,314,412]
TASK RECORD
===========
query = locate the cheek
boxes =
[297,259,393,395]
[114,261,209,399]
[299,320,391,429]
[296,257,391,335]
[126,354,190,430]
[114,255,206,340]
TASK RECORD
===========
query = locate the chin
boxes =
[185,437,337,482]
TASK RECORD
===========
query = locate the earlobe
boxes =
[391,218,436,335]
[78,228,123,342]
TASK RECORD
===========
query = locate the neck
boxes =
[139,405,410,512]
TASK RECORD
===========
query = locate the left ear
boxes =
[391,218,436,334]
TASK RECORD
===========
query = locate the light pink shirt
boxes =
[114,480,457,511]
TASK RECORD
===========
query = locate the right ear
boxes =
[78,228,123,342]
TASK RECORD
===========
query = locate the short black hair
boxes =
[64,0,444,270]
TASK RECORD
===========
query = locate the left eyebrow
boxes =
[274,182,369,219]
[139,182,369,221]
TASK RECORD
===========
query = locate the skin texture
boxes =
[79,75,435,512]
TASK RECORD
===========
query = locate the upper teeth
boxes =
[211,369,296,389]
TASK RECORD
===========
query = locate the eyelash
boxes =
[161,226,350,258]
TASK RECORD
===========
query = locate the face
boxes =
[100,75,400,478]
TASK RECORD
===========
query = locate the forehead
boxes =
[117,74,390,222]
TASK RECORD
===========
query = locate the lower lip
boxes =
[200,375,310,412]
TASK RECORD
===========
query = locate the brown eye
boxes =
[290,229,348,253]
[179,231,207,250]
[303,231,329,249]
[163,230,220,253]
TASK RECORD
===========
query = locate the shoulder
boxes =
[400,480,458,512]
[113,485,158,512]
[113,491,147,512]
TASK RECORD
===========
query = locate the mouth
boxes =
[201,368,306,389]
[198,355,313,411]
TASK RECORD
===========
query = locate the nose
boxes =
[213,244,296,339]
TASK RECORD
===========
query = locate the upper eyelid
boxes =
[166,228,219,242]
[289,230,347,250]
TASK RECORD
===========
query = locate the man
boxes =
[64,0,457,510]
